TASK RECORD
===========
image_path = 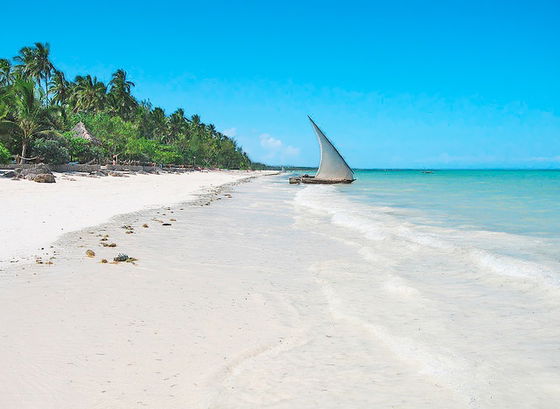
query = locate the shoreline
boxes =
[0,174,300,409]
[0,170,274,269]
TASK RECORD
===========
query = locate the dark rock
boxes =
[33,173,56,183]
[114,253,128,262]
[2,171,16,178]
[113,253,136,262]
[20,164,51,177]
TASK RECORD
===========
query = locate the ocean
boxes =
[285,170,560,408]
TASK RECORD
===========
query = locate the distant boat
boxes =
[289,116,355,184]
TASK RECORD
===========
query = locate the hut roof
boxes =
[72,122,101,145]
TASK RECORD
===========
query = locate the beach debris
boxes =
[86,249,96,257]
[170,218,176,221]
[32,173,56,183]
[100,237,108,241]
[113,253,138,263]
[142,223,149,228]
[2,170,16,178]
[102,242,117,248]
[101,259,108,264]
[113,253,129,262]
[162,223,172,226]
[108,171,128,177]
[121,225,134,234]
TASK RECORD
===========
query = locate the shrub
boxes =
[31,138,70,164]
[63,133,103,163]
[0,142,11,164]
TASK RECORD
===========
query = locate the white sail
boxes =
[308,116,354,181]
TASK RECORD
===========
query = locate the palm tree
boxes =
[13,42,54,103]
[150,107,169,142]
[169,108,187,138]
[70,75,107,113]
[49,69,70,106]
[0,59,14,88]
[190,114,201,128]
[108,69,137,118]
[0,79,58,162]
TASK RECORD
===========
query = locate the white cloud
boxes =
[259,134,283,150]
[528,155,560,162]
[284,145,300,156]
[222,127,237,137]
[258,133,300,162]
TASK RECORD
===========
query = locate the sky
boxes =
[1,0,559,168]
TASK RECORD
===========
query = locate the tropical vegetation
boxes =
[0,42,261,169]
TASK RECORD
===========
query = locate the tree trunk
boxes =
[20,141,27,164]
[44,75,49,104]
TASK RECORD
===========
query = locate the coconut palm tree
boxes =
[150,107,169,142]
[108,69,137,119]
[70,75,107,113]
[0,59,14,88]
[0,79,58,162]
[49,69,70,106]
[169,108,188,139]
[13,43,54,103]
[190,114,201,128]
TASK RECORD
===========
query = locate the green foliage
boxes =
[0,142,11,163]
[0,78,60,160]
[62,132,102,163]
[71,112,137,156]
[31,137,70,164]
[123,137,182,164]
[1,42,258,168]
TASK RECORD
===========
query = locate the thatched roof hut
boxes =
[71,122,101,145]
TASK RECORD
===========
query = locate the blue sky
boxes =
[2,0,559,168]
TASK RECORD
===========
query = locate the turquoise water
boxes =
[340,170,560,237]
[290,171,560,407]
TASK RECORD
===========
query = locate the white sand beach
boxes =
[0,171,264,267]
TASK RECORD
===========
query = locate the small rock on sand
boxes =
[33,173,56,183]
[86,249,96,257]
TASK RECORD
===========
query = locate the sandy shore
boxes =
[0,173,296,409]
[0,170,267,267]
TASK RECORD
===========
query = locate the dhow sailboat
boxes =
[289,116,355,184]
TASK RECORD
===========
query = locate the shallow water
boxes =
[210,172,560,408]
[288,170,560,408]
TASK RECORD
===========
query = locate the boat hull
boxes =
[289,176,355,184]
